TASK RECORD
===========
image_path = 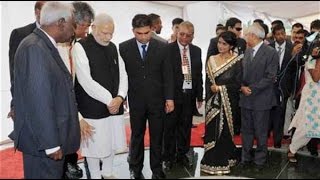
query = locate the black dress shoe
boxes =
[130,170,145,179]
[65,163,83,179]
[152,171,166,179]
[177,155,192,168]
[254,164,266,172]
[238,161,252,169]
[310,151,319,157]
[163,161,173,171]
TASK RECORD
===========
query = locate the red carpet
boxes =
[1,122,319,179]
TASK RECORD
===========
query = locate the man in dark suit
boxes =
[162,21,203,170]
[119,14,174,179]
[11,2,80,178]
[269,25,294,148]
[239,24,279,170]
[206,17,246,60]
[7,1,46,119]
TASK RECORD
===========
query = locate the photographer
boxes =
[287,46,320,163]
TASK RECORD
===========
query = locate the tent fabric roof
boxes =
[223,1,320,19]
[152,1,320,19]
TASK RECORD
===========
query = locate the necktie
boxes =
[250,49,255,61]
[277,46,282,57]
[141,44,147,61]
[182,46,192,82]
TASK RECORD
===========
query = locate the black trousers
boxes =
[23,153,64,179]
[163,90,193,161]
[241,108,270,166]
[269,97,288,146]
[128,102,165,174]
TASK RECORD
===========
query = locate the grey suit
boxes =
[151,31,168,44]
[12,28,80,178]
[239,43,279,166]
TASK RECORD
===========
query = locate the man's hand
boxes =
[210,84,220,93]
[165,100,174,113]
[241,86,252,96]
[312,47,320,57]
[108,97,123,114]
[48,149,63,161]
[80,119,95,143]
[7,108,15,121]
[292,43,303,56]
[197,101,203,109]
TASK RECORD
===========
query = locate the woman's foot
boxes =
[287,150,297,163]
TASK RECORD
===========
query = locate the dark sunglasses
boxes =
[235,27,242,31]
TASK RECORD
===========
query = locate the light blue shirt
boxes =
[136,40,149,60]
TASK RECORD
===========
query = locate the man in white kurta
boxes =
[72,13,128,179]
[56,2,95,179]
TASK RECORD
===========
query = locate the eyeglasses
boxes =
[179,32,193,38]
[235,27,242,31]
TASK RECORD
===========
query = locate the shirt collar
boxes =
[36,21,41,28]
[136,40,149,48]
[275,41,286,49]
[177,40,189,51]
[39,28,57,48]
[252,41,263,53]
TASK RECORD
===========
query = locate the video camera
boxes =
[304,32,320,60]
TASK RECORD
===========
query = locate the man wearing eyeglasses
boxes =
[163,21,203,171]
[56,1,95,179]
[206,17,247,66]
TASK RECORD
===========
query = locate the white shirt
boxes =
[177,40,192,89]
[72,42,128,106]
[252,41,264,58]
[275,41,286,68]
[39,28,61,155]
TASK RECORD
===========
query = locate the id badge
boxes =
[182,65,189,74]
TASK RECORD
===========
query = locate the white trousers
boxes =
[289,126,311,154]
[86,152,115,179]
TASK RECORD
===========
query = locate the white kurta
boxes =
[72,42,128,157]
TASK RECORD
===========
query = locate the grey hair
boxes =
[92,13,114,26]
[40,1,74,26]
[72,1,95,24]
[246,24,265,39]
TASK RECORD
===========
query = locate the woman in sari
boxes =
[200,31,243,175]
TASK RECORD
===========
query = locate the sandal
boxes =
[287,150,297,163]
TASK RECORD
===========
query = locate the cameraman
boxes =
[287,46,320,162]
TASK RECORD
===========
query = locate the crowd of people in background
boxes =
[6,1,320,179]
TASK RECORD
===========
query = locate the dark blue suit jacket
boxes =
[12,28,80,157]
[9,22,37,106]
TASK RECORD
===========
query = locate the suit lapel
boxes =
[34,28,71,75]
[250,44,266,70]
[173,42,182,74]
[131,39,144,63]
[145,39,156,62]
[281,43,292,71]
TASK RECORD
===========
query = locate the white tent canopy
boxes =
[154,1,320,28]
